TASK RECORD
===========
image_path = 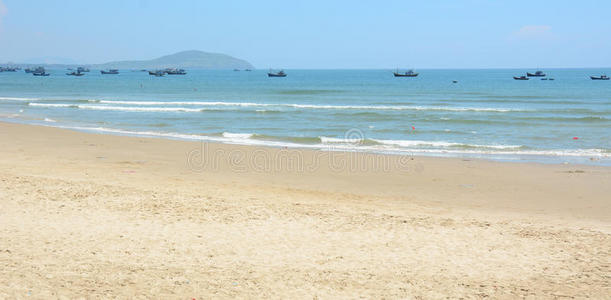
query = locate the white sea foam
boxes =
[92,100,519,113]
[33,124,610,159]
[97,100,267,107]
[29,103,76,108]
[0,97,41,101]
[372,138,523,150]
[222,132,254,139]
[43,118,56,123]
[28,103,204,112]
[78,105,204,112]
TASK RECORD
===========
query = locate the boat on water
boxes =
[148,70,166,77]
[66,70,85,76]
[26,67,45,74]
[77,67,90,73]
[233,69,240,71]
[30,67,49,76]
[590,75,609,80]
[0,67,18,72]
[268,70,287,77]
[101,69,119,74]
[245,69,252,72]
[165,68,186,75]
[32,69,50,76]
[393,69,419,77]
[513,76,529,80]
[527,70,546,77]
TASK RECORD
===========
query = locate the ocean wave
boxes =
[95,100,267,107]
[28,103,205,112]
[222,132,254,139]
[28,103,78,108]
[0,96,41,101]
[88,100,520,112]
[33,124,611,159]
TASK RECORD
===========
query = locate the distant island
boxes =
[5,50,254,70]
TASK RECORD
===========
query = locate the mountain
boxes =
[95,50,254,70]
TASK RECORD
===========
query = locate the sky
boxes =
[0,0,610,68]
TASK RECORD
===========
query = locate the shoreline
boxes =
[1,121,610,298]
[2,120,610,220]
[2,116,609,167]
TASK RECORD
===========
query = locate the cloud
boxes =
[513,25,552,40]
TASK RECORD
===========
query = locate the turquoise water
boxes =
[1,69,610,165]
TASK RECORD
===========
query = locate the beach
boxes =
[0,121,609,298]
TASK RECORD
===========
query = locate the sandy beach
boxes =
[0,121,609,298]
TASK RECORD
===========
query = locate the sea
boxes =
[1,68,610,165]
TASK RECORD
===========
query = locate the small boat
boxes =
[165,68,186,75]
[245,69,252,72]
[513,76,529,80]
[149,70,166,77]
[101,69,119,74]
[526,70,546,77]
[541,78,548,80]
[77,67,90,73]
[590,75,609,80]
[32,71,50,76]
[233,69,240,71]
[393,69,419,77]
[452,80,458,83]
[268,70,287,77]
[66,70,85,76]
[26,67,44,74]
[0,67,17,72]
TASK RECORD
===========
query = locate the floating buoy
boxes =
[412,126,415,130]
[573,137,579,140]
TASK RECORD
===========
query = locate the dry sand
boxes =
[0,121,609,298]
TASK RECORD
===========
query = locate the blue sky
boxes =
[0,0,609,68]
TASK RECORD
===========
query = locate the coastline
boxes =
[1,121,610,297]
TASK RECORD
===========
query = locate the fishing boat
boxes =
[513,76,529,80]
[268,70,287,77]
[526,70,546,77]
[77,67,90,73]
[26,67,44,74]
[66,70,85,76]
[165,68,186,75]
[590,75,609,80]
[244,69,252,72]
[101,69,119,74]
[32,70,50,76]
[233,69,240,71]
[148,70,166,77]
[393,69,419,77]
[0,67,17,72]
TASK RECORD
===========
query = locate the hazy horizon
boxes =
[0,0,610,69]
